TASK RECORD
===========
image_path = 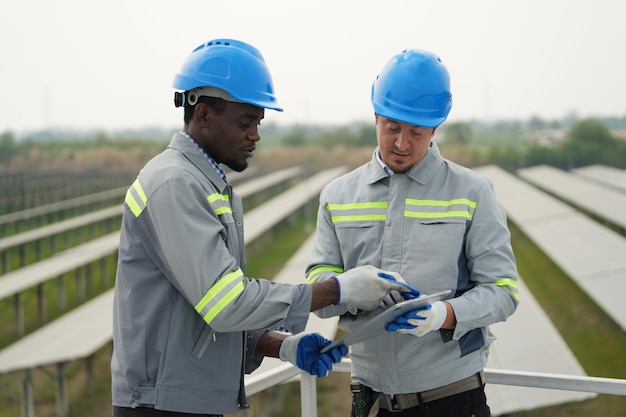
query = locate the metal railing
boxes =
[244,359,626,417]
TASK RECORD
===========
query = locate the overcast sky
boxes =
[1,0,625,133]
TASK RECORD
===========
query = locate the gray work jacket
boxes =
[112,132,311,414]
[307,143,519,394]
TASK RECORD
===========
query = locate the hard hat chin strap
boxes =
[173,87,241,108]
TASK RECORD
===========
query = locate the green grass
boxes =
[65,344,115,417]
[245,211,316,279]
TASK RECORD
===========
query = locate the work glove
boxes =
[336,265,419,312]
[376,272,421,308]
[384,301,447,337]
[279,333,348,377]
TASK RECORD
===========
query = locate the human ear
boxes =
[194,103,212,127]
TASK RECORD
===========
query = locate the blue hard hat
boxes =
[173,39,282,111]
[371,49,452,128]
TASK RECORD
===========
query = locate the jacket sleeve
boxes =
[143,174,311,334]
[447,179,520,340]
[244,329,265,374]
[305,188,353,318]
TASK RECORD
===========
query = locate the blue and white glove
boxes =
[384,301,447,337]
[279,333,348,377]
[336,265,420,311]
[376,272,420,308]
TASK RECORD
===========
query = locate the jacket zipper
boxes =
[195,330,216,359]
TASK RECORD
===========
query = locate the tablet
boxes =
[320,290,452,353]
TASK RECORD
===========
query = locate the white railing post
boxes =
[300,372,318,417]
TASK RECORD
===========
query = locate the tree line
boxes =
[1,118,625,173]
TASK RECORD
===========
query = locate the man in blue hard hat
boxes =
[306,49,520,416]
[110,39,417,417]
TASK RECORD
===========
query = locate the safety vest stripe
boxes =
[494,278,519,301]
[404,198,476,221]
[327,202,388,224]
[125,179,148,217]
[195,269,245,325]
[207,193,233,221]
[305,265,345,284]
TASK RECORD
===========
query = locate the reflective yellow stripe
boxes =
[207,193,232,216]
[305,265,344,284]
[195,269,245,324]
[327,202,387,224]
[406,198,476,207]
[405,210,473,220]
[404,198,476,221]
[494,278,519,301]
[202,281,244,324]
[125,179,148,217]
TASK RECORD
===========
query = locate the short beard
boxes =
[225,159,248,173]
[389,163,413,174]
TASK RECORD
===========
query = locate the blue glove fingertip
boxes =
[377,272,397,281]
[318,354,335,377]
[398,282,421,298]
[326,346,343,363]
[339,344,349,356]
[320,353,333,368]
[377,273,420,299]
[402,290,420,300]
[317,364,330,378]
[385,322,400,332]
[405,305,431,320]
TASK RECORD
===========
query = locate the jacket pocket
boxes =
[191,326,215,359]
[410,218,468,243]
[403,218,468,282]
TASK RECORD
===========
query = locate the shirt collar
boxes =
[367,142,444,185]
[178,131,227,181]
[375,148,393,177]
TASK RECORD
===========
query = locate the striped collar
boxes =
[178,131,227,181]
[375,148,393,177]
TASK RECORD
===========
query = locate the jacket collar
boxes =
[365,142,444,185]
[168,132,229,192]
